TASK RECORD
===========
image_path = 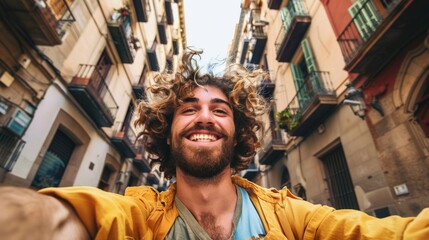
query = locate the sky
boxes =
[183,0,242,73]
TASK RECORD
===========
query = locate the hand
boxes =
[0,186,90,240]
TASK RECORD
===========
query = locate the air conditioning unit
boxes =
[6,107,31,136]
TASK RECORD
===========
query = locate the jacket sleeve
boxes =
[279,189,429,239]
[308,208,429,240]
[39,186,154,239]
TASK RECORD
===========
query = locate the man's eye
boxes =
[213,109,227,115]
[183,108,196,114]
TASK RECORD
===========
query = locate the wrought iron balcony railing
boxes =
[275,0,311,62]
[268,0,282,10]
[108,8,136,63]
[336,0,428,73]
[133,142,151,173]
[133,0,149,22]
[3,0,75,45]
[111,121,137,158]
[279,71,336,136]
[258,124,286,165]
[0,128,25,171]
[338,0,401,65]
[68,64,119,127]
[249,25,267,64]
[257,79,275,99]
[165,0,174,25]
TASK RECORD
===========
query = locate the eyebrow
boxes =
[182,97,232,110]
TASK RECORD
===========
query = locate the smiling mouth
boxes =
[188,133,219,142]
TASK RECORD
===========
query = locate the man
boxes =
[1,51,429,239]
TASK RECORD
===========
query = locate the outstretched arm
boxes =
[0,186,90,240]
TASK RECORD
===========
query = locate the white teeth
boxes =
[189,134,217,142]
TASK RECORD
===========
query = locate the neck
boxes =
[175,167,237,239]
[176,167,236,212]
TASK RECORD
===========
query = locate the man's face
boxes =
[168,86,236,179]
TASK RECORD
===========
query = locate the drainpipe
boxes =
[115,158,132,194]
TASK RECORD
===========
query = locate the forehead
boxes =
[188,86,230,103]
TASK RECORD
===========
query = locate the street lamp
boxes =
[344,83,366,119]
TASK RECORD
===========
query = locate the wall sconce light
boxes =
[344,83,366,119]
[34,0,47,9]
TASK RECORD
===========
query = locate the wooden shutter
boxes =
[348,0,381,40]
[291,63,309,108]
[291,0,305,15]
[301,38,324,93]
[280,6,292,30]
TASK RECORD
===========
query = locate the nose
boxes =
[195,107,214,127]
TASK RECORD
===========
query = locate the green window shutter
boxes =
[291,0,305,16]
[301,38,317,73]
[301,38,324,93]
[291,63,309,109]
[280,6,292,31]
[348,0,382,40]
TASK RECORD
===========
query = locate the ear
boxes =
[167,136,171,145]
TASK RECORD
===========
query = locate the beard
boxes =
[170,135,234,179]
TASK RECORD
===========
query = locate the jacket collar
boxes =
[160,175,283,206]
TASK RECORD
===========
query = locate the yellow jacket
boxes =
[41,176,429,239]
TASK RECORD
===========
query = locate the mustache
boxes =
[180,125,225,137]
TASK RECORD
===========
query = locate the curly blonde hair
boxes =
[135,50,267,179]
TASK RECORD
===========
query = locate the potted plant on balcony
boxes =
[276,108,300,132]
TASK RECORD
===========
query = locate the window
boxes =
[127,173,139,187]
[320,145,359,210]
[415,82,429,137]
[123,103,137,143]
[90,49,113,95]
[31,129,76,189]
[269,105,282,143]
[281,167,291,189]
[98,165,114,191]
[348,0,382,40]
[0,128,25,171]
[46,0,76,37]
[290,38,322,109]
[280,0,306,31]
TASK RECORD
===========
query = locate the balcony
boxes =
[275,0,311,62]
[68,64,118,127]
[258,79,275,99]
[133,0,149,22]
[240,39,250,64]
[0,128,25,171]
[147,169,161,185]
[147,42,160,71]
[258,126,286,165]
[241,162,260,180]
[2,0,75,45]
[158,19,168,44]
[133,67,148,99]
[111,122,137,158]
[133,144,151,172]
[108,9,135,64]
[165,0,174,25]
[249,25,267,64]
[338,0,429,74]
[268,0,282,10]
[278,71,336,137]
[173,39,180,55]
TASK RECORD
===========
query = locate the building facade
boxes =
[231,0,429,217]
[0,0,186,194]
